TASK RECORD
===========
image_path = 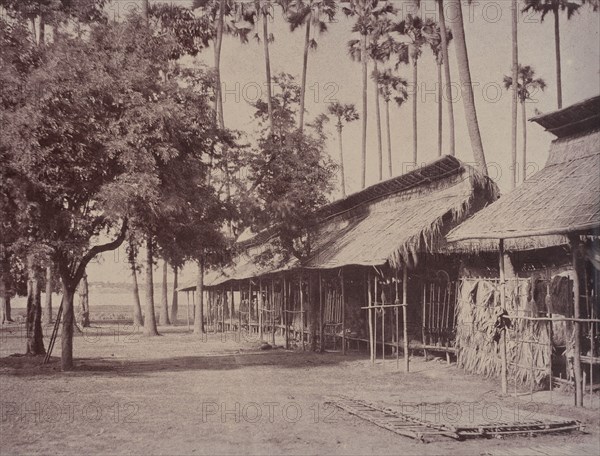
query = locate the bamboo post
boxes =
[368,271,374,364]
[374,275,378,362]
[319,272,324,352]
[569,235,583,407]
[300,272,305,351]
[584,267,593,407]
[270,278,275,345]
[422,283,427,360]
[395,272,399,369]
[341,268,346,355]
[284,274,289,349]
[402,265,409,373]
[186,291,190,332]
[249,280,252,331]
[238,283,242,337]
[259,279,263,341]
[499,239,508,395]
[191,290,195,329]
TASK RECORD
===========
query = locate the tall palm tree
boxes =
[374,69,408,178]
[429,22,452,157]
[327,103,359,197]
[437,0,455,156]
[510,0,519,190]
[284,0,337,132]
[503,65,546,183]
[522,0,581,109]
[343,0,394,189]
[446,0,487,175]
[394,14,436,164]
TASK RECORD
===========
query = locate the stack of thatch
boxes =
[456,278,551,388]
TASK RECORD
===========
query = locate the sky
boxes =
[88,0,600,285]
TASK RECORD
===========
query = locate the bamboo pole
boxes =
[395,273,399,369]
[186,291,190,332]
[319,272,324,352]
[341,268,346,355]
[402,265,409,373]
[271,278,275,345]
[368,271,374,364]
[259,279,263,341]
[570,235,583,407]
[284,274,289,349]
[422,283,427,360]
[499,239,508,395]
[300,272,305,351]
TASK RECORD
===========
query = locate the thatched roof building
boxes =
[179,155,498,292]
[449,95,600,244]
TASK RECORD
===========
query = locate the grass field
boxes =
[1,318,599,455]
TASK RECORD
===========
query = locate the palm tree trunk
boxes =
[214,0,226,128]
[44,265,53,324]
[412,59,418,164]
[510,0,519,189]
[159,259,170,325]
[144,236,159,336]
[438,0,455,156]
[553,7,562,109]
[262,10,274,134]
[437,61,443,156]
[521,100,527,183]
[374,62,383,181]
[360,33,368,188]
[337,123,346,198]
[447,0,487,175]
[130,256,144,327]
[386,100,393,177]
[170,266,178,324]
[298,14,311,132]
[195,258,205,334]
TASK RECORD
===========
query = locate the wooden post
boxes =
[402,265,409,373]
[499,239,508,395]
[422,283,427,361]
[249,280,252,331]
[367,271,374,363]
[570,235,583,407]
[284,274,289,349]
[319,272,324,353]
[271,278,276,345]
[300,272,305,351]
[341,268,346,355]
[395,272,400,369]
[238,283,242,337]
[259,279,263,341]
[186,291,190,332]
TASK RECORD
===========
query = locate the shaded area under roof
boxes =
[530,95,600,138]
[448,130,600,242]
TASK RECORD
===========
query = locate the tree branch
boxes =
[72,218,128,287]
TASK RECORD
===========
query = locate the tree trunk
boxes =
[214,0,225,128]
[159,259,170,325]
[337,123,346,198]
[374,62,383,181]
[194,259,205,334]
[447,0,487,175]
[385,101,393,177]
[0,270,12,323]
[144,237,159,336]
[298,14,311,132]
[61,282,75,370]
[129,252,144,327]
[437,61,443,156]
[510,0,519,190]
[26,256,45,355]
[412,59,418,164]
[44,265,53,324]
[170,266,178,324]
[262,10,274,134]
[78,273,90,328]
[38,14,45,46]
[521,100,527,183]
[438,0,455,156]
[553,7,562,109]
[360,32,368,189]
[142,0,149,26]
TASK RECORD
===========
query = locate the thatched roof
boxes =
[449,99,600,244]
[179,155,498,290]
[530,95,600,138]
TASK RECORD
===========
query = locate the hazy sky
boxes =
[89,0,600,285]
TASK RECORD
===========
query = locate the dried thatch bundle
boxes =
[456,278,551,389]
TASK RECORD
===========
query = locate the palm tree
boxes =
[503,65,546,183]
[437,0,455,156]
[522,0,581,109]
[429,22,452,157]
[510,0,520,190]
[343,0,394,189]
[394,14,437,164]
[327,103,359,197]
[446,0,487,175]
[374,69,408,178]
[284,0,337,132]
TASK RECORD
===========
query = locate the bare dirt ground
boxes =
[1,322,599,456]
